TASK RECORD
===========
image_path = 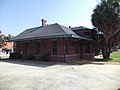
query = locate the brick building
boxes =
[11,19,95,62]
[0,31,14,53]
[2,40,14,51]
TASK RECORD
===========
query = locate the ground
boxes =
[0,60,120,90]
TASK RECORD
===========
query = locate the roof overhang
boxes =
[10,34,79,41]
[11,34,95,42]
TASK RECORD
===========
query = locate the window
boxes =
[65,41,69,55]
[65,42,68,55]
[36,42,40,54]
[85,43,90,53]
[24,43,28,54]
[18,42,23,54]
[52,41,57,55]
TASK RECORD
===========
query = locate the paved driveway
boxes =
[0,60,120,90]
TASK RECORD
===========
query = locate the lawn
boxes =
[110,51,120,62]
[95,51,120,62]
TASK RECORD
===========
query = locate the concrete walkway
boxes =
[0,60,120,90]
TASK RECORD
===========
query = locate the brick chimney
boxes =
[41,19,47,27]
[69,26,71,28]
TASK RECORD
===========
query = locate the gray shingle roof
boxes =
[72,26,90,31]
[11,23,81,41]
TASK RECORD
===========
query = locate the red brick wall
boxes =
[2,41,13,49]
[15,38,95,61]
[28,41,35,54]
[16,42,20,53]
[80,54,94,60]
[57,38,64,55]
[65,54,80,62]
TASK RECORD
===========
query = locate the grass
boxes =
[110,51,120,58]
[69,51,120,64]
[95,51,120,62]
[109,59,120,62]
[117,88,120,90]
[110,51,120,62]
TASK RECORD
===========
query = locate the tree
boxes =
[91,0,120,59]
[109,30,120,48]
[5,34,14,41]
[0,38,4,48]
[0,31,4,48]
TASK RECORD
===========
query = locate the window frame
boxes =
[85,43,91,54]
[52,40,57,55]
[35,42,40,55]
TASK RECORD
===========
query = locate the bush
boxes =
[9,53,14,59]
[23,55,35,60]
[9,53,22,59]
[10,53,35,60]
[40,53,50,61]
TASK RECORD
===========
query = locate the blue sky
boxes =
[0,0,100,36]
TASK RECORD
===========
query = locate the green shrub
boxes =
[40,53,50,61]
[9,53,22,59]
[9,53,15,59]
[23,55,35,60]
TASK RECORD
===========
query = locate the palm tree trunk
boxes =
[101,38,110,60]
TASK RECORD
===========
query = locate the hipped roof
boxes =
[11,23,90,41]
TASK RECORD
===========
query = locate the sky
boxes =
[0,0,100,36]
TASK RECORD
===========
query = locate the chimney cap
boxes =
[69,26,71,28]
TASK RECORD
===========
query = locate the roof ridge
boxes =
[71,26,90,30]
[27,26,41,30]
[56,23,69,35]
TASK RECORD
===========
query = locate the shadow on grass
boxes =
[94,58,112,62]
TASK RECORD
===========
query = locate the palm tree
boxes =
[91,0,120,59]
